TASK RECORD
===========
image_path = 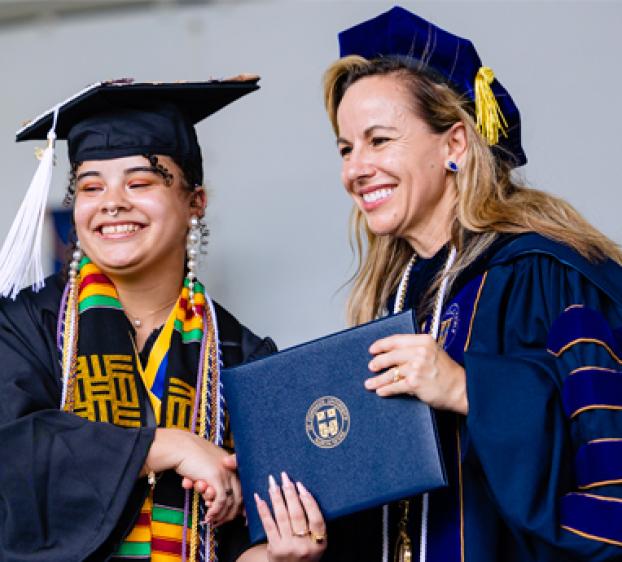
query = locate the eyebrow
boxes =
[336,125,399,145]
[75,166,161,182]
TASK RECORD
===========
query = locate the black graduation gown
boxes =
[0,273,275,562]
[323,234,622,562]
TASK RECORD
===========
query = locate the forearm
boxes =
[140,427,189,476]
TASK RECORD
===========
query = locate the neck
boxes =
[107,267,184,331]
[404,183,456,258]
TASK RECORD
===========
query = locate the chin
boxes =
[90,255,145,275]
[364,218,401,237]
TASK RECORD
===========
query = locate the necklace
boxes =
[386,246,458,562]
[125,297,179,328]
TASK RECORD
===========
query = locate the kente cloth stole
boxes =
[58,257,224,562]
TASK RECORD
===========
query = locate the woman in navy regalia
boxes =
[321,6,622,562]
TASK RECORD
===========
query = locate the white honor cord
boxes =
[382,504,389,562]
[419,245,457,562]
[381,245,457,562]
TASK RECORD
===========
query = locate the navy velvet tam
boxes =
[16,77,260,184]
[338,6,526,168]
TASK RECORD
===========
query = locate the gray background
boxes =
[1,0,620,347]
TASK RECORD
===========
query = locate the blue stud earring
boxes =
[447,160,459,173]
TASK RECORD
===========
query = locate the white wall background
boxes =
[1,0,620,347]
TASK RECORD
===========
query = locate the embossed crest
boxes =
[305,396,350,449]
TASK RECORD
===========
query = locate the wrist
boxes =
[145,428,189,473]
[452,366,468,415]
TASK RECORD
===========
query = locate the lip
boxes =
[357,183,396,211]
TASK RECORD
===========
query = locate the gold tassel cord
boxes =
[474,66,508,146]
[189,314,215,562]
[62,279,80,413]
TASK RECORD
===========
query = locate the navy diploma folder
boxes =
[221,311,446,543]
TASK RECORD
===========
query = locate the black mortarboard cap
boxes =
[338,6,526,167]
[16,77,260,183]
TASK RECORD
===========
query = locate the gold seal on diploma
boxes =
[305,396,350,449]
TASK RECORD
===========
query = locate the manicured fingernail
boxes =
[364,379,373,389]
[296,481,309,496]
[254,492,262,503]
[268,474,278,491]
[281,471,292,487]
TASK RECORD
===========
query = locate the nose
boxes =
[101,184,131,217]
[342,148,375,187]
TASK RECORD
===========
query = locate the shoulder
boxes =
[211,300,277,367]
[484,233,622,305]
[0,273,64,327]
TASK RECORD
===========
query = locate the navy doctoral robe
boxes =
[324,233,622,562]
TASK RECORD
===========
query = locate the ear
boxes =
[445,121,467,167]
[189,187,207,217]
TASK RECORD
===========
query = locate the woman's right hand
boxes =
[143,428,242,526]
[254,472,327,562]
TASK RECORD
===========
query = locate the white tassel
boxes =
[0,109,59,299]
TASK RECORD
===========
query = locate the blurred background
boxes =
[1,0,620,348]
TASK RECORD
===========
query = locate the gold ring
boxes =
[292,529,310,538]
[392,367,404,383]
[310,531,327,544]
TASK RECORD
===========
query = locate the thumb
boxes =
[222,453,238,470]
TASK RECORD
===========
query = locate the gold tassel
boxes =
[394,500,412,562]
[474,66,508,146]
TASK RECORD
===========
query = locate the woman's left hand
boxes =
[366,333,468,415]
[254,472,327,562]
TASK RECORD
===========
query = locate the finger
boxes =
[231,473,243,516]
[218,474,240,525]
[365,361,415,390]
[181,477,194,490]
[268,474,292,537]
[205,482,227,523]
[368,346,429,373]
[280,472,308,536]
[369,334,417,354]
[255,492,280,544]
[202,485,216,503]
[369,343,437,373]
[222,453,238,470]
[375,378,411,397]
[194,480,208,494]
[369,333,433,355]
[297,482,327,548]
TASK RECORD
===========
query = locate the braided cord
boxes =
[60,278,80,412]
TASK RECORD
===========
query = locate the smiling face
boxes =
[336,74,460,255]
[73,155,204,281]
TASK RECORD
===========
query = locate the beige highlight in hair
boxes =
[324,56,622,326]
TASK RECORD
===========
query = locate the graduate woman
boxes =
[0,80,326,562]
[321,7,622,562]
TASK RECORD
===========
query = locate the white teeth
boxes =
[101,223,140,235]
[362,188,394,204]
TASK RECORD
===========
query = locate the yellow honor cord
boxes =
[475,66,508,146]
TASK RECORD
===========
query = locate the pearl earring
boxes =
[186,216,200,310]
[68,240,82,287]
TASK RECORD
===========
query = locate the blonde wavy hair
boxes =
[324,56,622,326]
